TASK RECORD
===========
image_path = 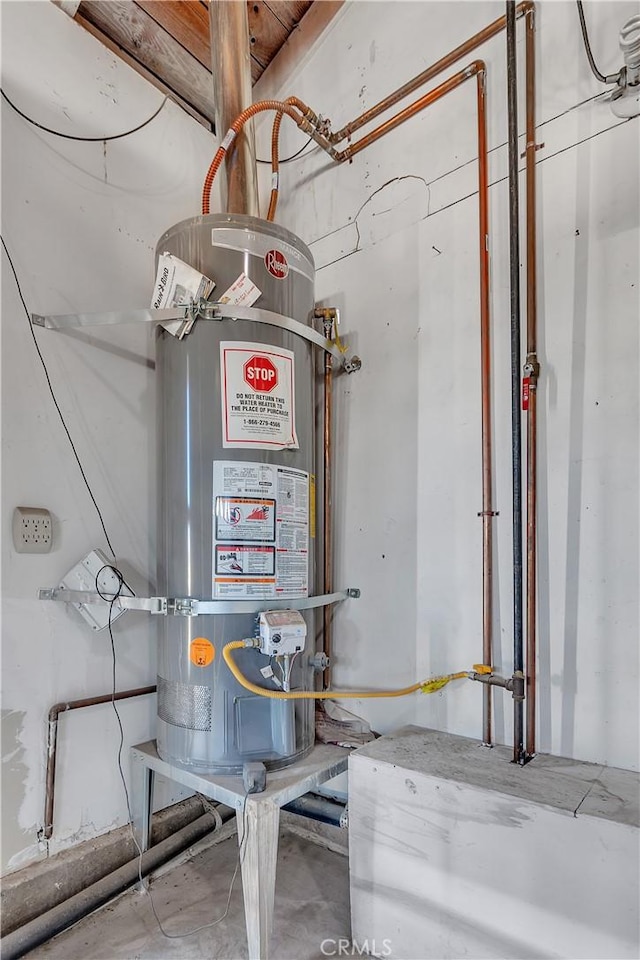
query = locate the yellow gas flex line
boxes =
[223,640,490,700]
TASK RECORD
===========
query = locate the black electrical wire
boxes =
[94,565,245,939]
[96,563,248,939]
[1,236,117,559]
[576,1,621,85]
[144,792,248,940]
[1,88,169,141]
[96,566,134,821]
[256,136,314,164]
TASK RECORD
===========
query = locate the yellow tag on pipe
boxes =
[420,676,454,694]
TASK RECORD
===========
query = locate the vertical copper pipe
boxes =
[323,351,333,690]
[476,66,494,746]
[43,686,156,841]
[525,6,538,759]
[209,1,259,215]
[328,63,495,731]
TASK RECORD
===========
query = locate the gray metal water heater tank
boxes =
[154,214,316,773]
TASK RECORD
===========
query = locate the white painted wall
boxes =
[2,0,637,878]
[255,0,639,769]
[1,1,218,872]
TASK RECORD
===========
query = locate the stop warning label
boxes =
[244,354,278,392]
[220,341,298,450]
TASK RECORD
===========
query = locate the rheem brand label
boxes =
[220,341,297,449]
[265,249,289,279]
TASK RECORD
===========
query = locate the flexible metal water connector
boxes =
[202,98,336,215]
[223,640,470,700]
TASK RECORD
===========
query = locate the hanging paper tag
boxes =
[522,377,531,411]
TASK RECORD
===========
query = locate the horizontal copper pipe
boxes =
[43,686,156,841]
[329,1,533,145]
[335,63,484,163]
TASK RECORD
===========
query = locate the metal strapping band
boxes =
[32,303,351,367]
[38,588,359,616]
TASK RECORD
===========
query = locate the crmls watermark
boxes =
[320,939,393,957]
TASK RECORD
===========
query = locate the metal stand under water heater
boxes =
[155,214,318,774]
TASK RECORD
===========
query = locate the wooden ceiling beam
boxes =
[73,10,211,128]
[77,1,215,122]
[62,1,318,124]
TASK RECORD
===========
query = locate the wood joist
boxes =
[65,1,314,127]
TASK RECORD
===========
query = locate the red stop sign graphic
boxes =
[244,355,278,393]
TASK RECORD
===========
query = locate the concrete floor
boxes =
[25,831,350,960]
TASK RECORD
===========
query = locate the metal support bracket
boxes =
[32,301,361,372]
[38,587,359,617]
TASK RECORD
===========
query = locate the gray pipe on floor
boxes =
[0,809,234,960]
[283,793,348,828]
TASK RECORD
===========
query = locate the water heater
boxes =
[155,214,316,773]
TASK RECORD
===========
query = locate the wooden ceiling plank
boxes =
[74,10,212,128]
[247,1,289,69]
[134,0,211,70]
[78,1,214,122]
[263,1,312,32]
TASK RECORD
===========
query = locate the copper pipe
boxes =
[335,65,481,163]
[329,1,533,145]
[476,65,494,746]
[323,350,334,690]
[43,686,156,841]
[328,61,495,737]
[525,5,538,759]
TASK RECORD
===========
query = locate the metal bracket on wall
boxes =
[32,301,361,371]
[38,587,360,616]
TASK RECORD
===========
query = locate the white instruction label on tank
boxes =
[220,341,298,450]
[212,460,308,599]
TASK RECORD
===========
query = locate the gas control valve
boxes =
[258,609,307,656]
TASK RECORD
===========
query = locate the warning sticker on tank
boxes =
[212,461,308,599]
[214,497,275,541]
[220,341,297,450]
[215,545,275,576]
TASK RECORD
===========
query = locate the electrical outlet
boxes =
[12,507,53,554]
